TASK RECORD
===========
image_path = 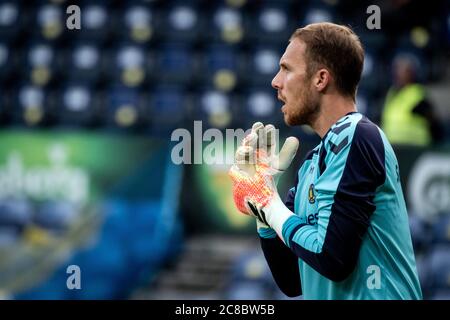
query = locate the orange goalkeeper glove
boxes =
[229,122,299,237]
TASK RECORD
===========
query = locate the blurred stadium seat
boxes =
[77,3,110,44]
[160,2,201,44]
[155,43,196,86]
[12,83,54,127]
[242,45,281,87]
[33,3,66,42]
[62,44,103,85]
[200,44,240,92]
[107,44,148,88]
[193,88,237,129]
[117,4,156,45]
[105,84,145,129]
[33,201,78,234]
[0,199,33,233]
[21,41,57,87]
[207,4,245,45]
[246,2,294,46]
[56,83,102,127]
[148,85,188,135]
[239,87,281,129]
[0,1,21,43]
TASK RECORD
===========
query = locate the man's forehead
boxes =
[280,38,305,65]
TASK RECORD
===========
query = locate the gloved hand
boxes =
[229,122,299,238]
[249,122,299,186]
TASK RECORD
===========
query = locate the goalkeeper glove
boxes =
[230,122,299,238]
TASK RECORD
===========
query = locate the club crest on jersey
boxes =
[308,184,316,204]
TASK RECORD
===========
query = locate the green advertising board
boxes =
[0,129,170,294]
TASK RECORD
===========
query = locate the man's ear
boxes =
[314,68,331,93]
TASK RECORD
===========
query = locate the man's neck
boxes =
[311,95,357,139]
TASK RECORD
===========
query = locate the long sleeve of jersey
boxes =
[259,187,302,297]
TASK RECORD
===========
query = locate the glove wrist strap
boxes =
[263,193,295,244]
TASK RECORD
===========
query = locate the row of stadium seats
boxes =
[0,0,356,47]
[0,199,79,244]
[0,82,417,137]
[3,1,449,50]
[0,43,283,88]
[0,41,403,92]
[0,85,291,132]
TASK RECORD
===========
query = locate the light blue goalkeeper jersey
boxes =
[276,112,422,299]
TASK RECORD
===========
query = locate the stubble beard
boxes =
[285,85,321,127]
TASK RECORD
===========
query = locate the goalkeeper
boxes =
[229,22,422,299]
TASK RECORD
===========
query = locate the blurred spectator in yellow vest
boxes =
[381,54,444,146]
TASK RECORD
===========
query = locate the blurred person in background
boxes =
[381,53,444,146]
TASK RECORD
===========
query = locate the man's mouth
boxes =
[278,95,286,110]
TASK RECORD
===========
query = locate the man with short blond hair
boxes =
[229,22,422,299]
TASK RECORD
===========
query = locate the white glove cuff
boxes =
[264,193,295,244]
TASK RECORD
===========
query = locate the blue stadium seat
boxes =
[76,3,110,44]
[107,44,148,88]
[240,88,281,129]
[32,3,66,42]
[0,199,33,231]
[155,43,196,86]
[148,85,187,135]
[56,83,102,127]
[21,41,57,87]
[0,1,22,43]
[160,2,201,43]
[301,6,335,25]
[12,83,54,127]
[193,88,237,129]
[105,84,145,129]
[117,4,155,44]
[206,5,245,45]
[242,46,281,87]
[33,201,79,234]
[200,44,240,92]
[62,44,103,85]
[246,2,294,46]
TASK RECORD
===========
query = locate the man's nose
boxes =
[271,71,281,90]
